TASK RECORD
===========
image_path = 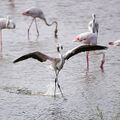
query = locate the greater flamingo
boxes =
[13,44,107,98]
[0,16,15,54]
[22,7,58,40]
[73,32,106,70]
[88,14,99,35]
[109,40,120,46]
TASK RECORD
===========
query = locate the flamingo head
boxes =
[108,42,114,45]
[73,35,81,42]
[22,11,30,16]
[56,44,63,52]
[22,8,32,16]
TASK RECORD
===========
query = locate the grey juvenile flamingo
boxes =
[88,13,99,35]
[22,7,58,40]
[13,44,107,98]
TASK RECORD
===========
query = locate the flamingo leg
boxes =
[94,52,105,71]
[57,79,64,98]
[86,51,89,70]
[0,31,3,57]
[27,18,35,40]
[54,71,64,98]
[34,18,39,37]
[54,77,57,98]
[100,52,105,70]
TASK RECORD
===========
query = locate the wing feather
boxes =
[64,45,107,60]
[13,51,53,63]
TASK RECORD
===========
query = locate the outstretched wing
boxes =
[13,51,53,63]
[64,45,107,60]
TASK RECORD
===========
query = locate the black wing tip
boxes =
[96,45,108,50]
[13,59,20,63]
[83,45,108,50]
[13,55,28,63]
[13,60,16,63]
[104,46,108,49]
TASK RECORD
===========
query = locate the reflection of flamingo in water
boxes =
[0,16,15,54]
[22,7,58,40]
[13,44,107,98]
[73,32,106,71]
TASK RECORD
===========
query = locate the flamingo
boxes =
[13,44,107,98]
[22,7,58,40]
[0,16,15,54]
[73,32,106,70]
[88,14,99,35]
[109,40,120,46]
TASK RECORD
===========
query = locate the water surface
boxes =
[0,0,120,120]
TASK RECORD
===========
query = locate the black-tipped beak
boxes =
[57,46,60,52]
[61,45,63,50]
[13,23,16,29]
[108,42,113,45]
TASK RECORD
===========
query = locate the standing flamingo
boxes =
[22,7,58,40]
[13,44,107,98]
[88,14,99,35]
[0,16,15,54]
[73,32,106,70]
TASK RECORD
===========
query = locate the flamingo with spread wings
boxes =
[13,44,107,98]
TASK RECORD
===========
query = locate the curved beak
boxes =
[73,39,78,42]
[57,46,60,52]
[13,23,16,29]
[108,42,113,45]
[22,12,26,15]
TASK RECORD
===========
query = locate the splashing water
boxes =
[44,82,60,96]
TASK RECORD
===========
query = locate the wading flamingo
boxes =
[88,14,99,35]
[22,7,58,40]
[74,32,106,70]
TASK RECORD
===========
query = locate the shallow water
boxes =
[0,0,120,120]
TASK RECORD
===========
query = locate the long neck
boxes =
[58,51,63,60]
[92,17,97,34]
[58,51,65,70]
[93,18,95,23]
[0,30,2,54]
[57,48,65,66]
[43,18,58,39]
